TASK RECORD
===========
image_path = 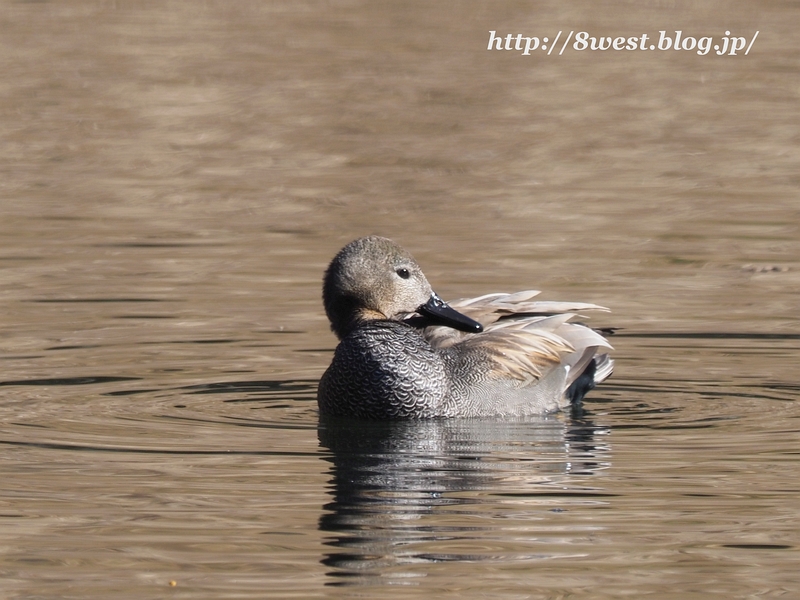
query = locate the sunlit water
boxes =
[1,1,799,599]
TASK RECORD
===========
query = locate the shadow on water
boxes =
[317,413,612,585]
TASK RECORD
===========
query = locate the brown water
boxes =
[1,1,799,598]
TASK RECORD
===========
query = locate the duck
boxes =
[317,236,613,419]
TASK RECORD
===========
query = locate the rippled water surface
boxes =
[1,1,799,598]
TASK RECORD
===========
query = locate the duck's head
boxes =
[322,236,483,339]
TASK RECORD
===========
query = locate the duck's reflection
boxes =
[317,413,610,584]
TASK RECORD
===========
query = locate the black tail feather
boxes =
[566,358,598,405]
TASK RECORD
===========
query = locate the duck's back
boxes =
[318,321,451,419]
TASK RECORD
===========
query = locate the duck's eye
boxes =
[395,268,411,279]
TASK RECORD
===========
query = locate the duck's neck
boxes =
[328,302,388,339]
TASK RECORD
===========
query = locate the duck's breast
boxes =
[318,321,449,419]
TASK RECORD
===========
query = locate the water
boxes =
[1,1,799,598]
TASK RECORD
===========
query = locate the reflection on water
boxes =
[319,415,610,583]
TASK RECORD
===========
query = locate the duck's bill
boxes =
[418,293,483,333]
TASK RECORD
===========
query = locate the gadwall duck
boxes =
[318,236,613,419]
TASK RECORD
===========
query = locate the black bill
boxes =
[418,292,483,333]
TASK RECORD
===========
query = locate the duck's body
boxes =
[318,237,613,420]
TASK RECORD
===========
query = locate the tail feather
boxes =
[565,354,614,404]
[593,353,615,385]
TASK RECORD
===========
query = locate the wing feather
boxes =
[425,290,613,385]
